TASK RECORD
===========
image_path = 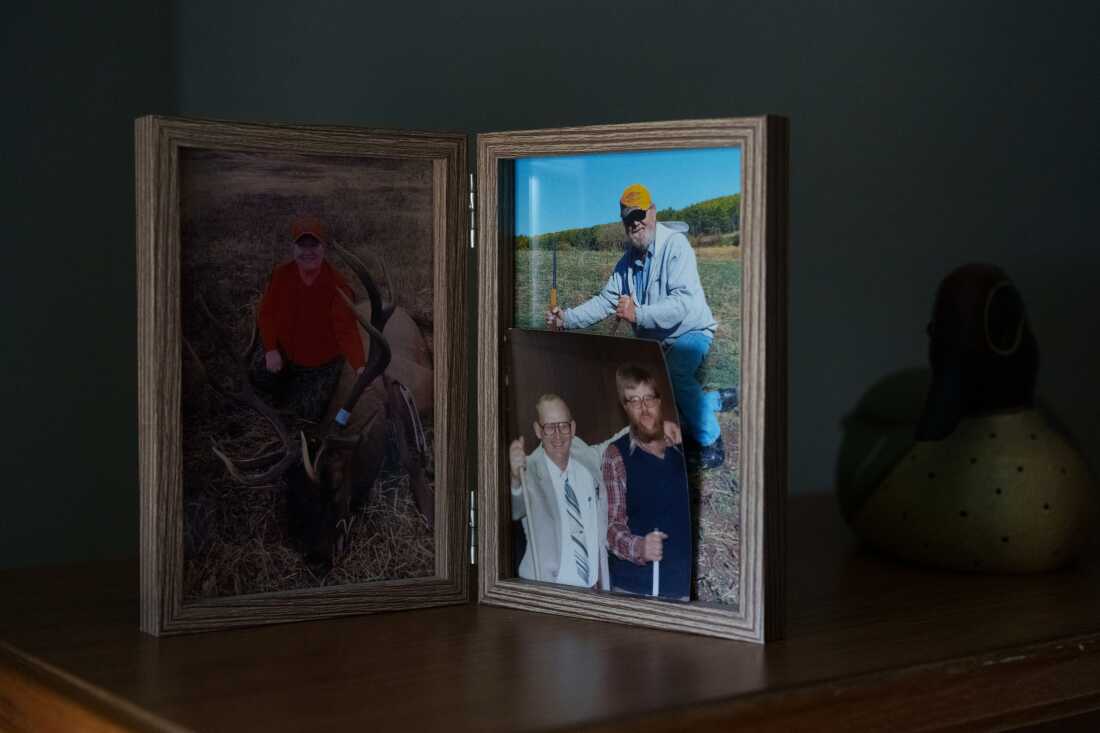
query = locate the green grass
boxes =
[513,248,741,389]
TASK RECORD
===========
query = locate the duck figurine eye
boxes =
[836,263,1095,574]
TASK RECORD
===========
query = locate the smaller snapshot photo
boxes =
[507,330,693,601]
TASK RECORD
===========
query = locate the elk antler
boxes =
[298,285,393,482]
[237,291,263,359]
[330,240,395,329]
[188,295,301,485]
[328,288,392,430]
[362,248,395,315]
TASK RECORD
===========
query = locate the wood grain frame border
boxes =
[476,117,788,642]
[136,116,470,635]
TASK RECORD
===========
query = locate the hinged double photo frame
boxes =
[137,115,787,642]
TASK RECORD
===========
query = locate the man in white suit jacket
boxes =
[508,393,678,591]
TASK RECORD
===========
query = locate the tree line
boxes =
[516,194,741,251]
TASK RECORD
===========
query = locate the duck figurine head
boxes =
[837,263,1096,573]
[916,263,1039,441]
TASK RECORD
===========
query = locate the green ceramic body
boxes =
[850,409,1096,573]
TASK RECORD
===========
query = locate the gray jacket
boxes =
[563,222,717,345]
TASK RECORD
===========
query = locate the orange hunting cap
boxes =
[291,216,328,244]
[619,183,653,212]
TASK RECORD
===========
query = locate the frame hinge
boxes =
[469,489,477,566]
[468,173,476,249]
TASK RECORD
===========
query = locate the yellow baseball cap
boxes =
[619,183,653,212]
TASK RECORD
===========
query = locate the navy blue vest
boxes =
[607,433,692,599]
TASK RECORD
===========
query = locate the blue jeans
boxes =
[663,331,721,446]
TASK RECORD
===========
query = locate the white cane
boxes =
[518,466,542,583]
[651,527,660,597]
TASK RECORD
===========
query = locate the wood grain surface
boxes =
[135,116,470,635]
[3,494,1100,731]
[475,117,789,641]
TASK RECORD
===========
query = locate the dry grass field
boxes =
[178,149,436,601]
[514,244,742,606]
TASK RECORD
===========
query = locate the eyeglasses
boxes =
[623,395,661,409]
[621,209,647,228]
[295,237,323,248]
[539,421,573,435]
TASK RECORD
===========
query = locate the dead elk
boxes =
[330,240,434,419]
[190,252,432,566]
[327,241,433,530]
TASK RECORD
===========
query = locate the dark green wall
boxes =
[4,1,1098,568]
[173,0,1100,494]
[2,3,174,567]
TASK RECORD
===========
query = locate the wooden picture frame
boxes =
[136,116,469,635]
[475,117,788,642]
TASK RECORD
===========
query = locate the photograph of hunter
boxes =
[179,148,436,600]
[547,183,737,471]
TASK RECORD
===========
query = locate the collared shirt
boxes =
[542,453,601,587]
[602,432,683,565]
[631,244,652,305]
[257,260,365,370]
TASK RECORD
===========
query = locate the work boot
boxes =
[717,386,739,412]
[687,436,725,471]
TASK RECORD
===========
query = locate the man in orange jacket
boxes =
[252,216,365,422]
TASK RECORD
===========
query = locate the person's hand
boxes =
[355,365,366,377]
[663,420,682,446]
[546,306,565,331]
[509,437,526,484]
[642,531,667,562]
[264,350,283,373]
[615,296,636,323]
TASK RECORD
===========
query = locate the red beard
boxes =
[631,416,663,443]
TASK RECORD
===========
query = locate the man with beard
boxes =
[508,394,681,590]
[603,364,692,600]
[253,216,365,421]
[547,184,735,471]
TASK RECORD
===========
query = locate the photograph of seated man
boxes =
[603,364,692,601]
[509,392,681,590]
[252,216,366,422]
[178,147,439,598]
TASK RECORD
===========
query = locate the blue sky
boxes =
[514,147,741,236]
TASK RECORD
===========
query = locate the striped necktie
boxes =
[563,476,590,584]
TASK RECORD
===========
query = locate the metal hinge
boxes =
[468,173,476,250]
[469,490,477,565]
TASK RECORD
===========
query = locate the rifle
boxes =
[550,246,558,310]
[549,245,560,331]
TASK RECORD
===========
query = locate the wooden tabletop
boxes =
[4,494,1100,732]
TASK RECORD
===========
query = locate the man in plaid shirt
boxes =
[603,365,692,600]
[509,390,683,592]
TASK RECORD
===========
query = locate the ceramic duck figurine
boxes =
[837,264,1096,573]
